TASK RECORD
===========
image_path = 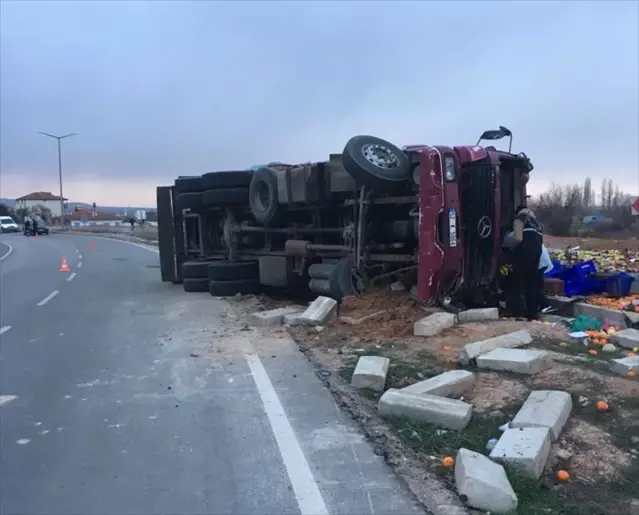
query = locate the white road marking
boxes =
[0,325,11,336]
[0,395,18,406]
[67,272,77,282]
[245,353,329,515]
[77,261,83,268]
[0,242,13,261]
[40,430,50,436]
[37,290,59,306]
[16,438,30,445]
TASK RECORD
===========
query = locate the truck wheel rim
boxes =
[361,143,398,169]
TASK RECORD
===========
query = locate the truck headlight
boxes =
[444,156,456,181]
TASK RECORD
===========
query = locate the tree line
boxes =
[0,203,53,223]
[530,178,636,237]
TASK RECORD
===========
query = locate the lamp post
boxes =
[38,131,77,226]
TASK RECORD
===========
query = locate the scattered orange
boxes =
[628,370,637,378]
[556,470,571,482]
[588,350,598,356]
[441,456,455,468]
[596,401,609,412]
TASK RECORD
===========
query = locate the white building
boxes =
[14,191,67,218]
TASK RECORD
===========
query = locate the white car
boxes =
[0,216,19,233]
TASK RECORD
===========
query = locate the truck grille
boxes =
[460,164,496,287]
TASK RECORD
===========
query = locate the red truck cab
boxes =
[409,128,531,305]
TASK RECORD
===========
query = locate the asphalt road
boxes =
[0,232,425,515]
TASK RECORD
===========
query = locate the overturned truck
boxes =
[156,127,532,307]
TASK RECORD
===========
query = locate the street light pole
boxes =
[38,131,78,226]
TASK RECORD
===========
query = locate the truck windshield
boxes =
[0,217,15,225]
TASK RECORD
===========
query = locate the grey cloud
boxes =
[1,1,637,193]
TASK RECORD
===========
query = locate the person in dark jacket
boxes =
[510,206,543,320]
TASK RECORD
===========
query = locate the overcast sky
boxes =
[1,0,637,207]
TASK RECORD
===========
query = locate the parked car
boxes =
[0,216,20,233]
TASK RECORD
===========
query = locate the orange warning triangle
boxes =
[88,240,95,250]
[59,257,70,273]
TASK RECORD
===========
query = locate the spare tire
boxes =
[175,176,203,194]
[175,192,203,211]
[248,167,281,225]
[202,170,253,190]
[202,188,249,208]
[342,135,411,191]
[208,261,258,281]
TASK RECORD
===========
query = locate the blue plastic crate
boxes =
[545,259,566,278]
[565,260,597,280]
[564,278,589,297]
[605,272,635,298]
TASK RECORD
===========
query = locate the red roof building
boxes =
[15,192,68,201]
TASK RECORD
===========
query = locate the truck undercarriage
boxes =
[156,128,532,308]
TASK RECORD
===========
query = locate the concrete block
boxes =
[476,348,550,375]
[458,307,499,323]
[460,330,532,365]
[610,328,639,350]
[282,311,305,325]
[402,370,475,398]
[490,427,552,479]
[573,303,628,329]
[291,296,338,326]
[610,355,639,376]
[454,448,518,514]
[625,310,639,327]
[413,312,457,337]
[351,356,389,392]
[378,389,472,430]
[510,390,572,440]
[249,306,307,327]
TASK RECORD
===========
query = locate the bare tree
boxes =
[583,177,592,208]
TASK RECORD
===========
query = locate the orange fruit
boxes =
[596,401,609,412]
[588,350,598,356]
[557,470,570,482]
[441,456,455,468]
[628,370,637,378]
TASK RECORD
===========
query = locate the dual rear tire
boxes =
[181,259,260,296]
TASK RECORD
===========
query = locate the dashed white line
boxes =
[246,353,329,515]
[37,290,59,306]
[0,325,11,336]
[0,242,13,261]
[77,261,83,269]
[67,272,77,282]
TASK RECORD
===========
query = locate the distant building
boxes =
[14,192,67,217]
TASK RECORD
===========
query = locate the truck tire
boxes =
[175,176,203,194]
[182,260,213,279]
[342,135,411,191]
[183,278,210,293]
[202,188,249,208]
[208,260,258,281]
[248,167,281,225]
[175,192,203,211]
[209,279,260,296]
[202,170,253,190]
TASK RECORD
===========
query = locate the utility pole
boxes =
[38,131,78,226]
